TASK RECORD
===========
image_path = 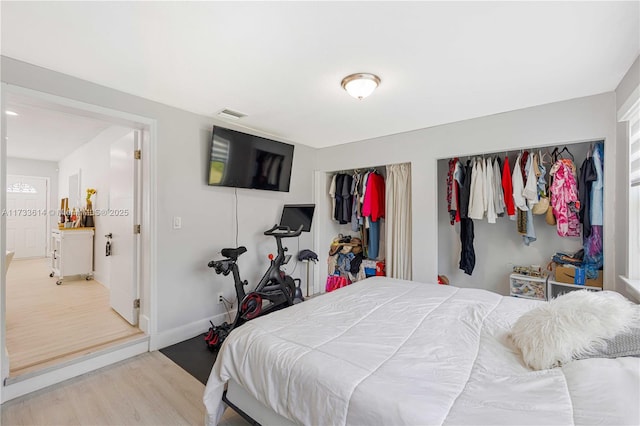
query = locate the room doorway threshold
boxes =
[4,334,148,386]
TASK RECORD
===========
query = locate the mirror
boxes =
[68,170,81,209]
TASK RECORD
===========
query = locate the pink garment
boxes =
[550,160,580,237]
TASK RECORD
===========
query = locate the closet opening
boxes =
[316,163,412,295]
[436,140,604,299]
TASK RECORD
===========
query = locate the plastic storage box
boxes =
[509,273,547,301]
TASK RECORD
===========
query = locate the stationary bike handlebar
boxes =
[263,224,303,238]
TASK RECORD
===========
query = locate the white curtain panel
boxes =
[385,163,412,280]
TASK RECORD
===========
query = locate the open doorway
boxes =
[3,91,147,378]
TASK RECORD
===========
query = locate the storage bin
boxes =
[509,273,547,301]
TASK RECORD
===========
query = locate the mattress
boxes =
[204,277,640,425]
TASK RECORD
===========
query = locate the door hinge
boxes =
[134,150,141,160]
[134,224,141,234]
[133,298,140,309]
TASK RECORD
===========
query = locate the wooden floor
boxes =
[0,351,209,425]
[1,352,249,426]
[5,258,143,377]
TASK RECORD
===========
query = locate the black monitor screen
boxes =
[279,204,315,232]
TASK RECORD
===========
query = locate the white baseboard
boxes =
[149,313,228,351]
[2,337,149,403]
[2,347,9,383]
[139,314,150,334]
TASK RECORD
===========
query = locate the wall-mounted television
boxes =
[208,126,294,192]
[279,204,315,232]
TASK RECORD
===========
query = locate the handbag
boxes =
[545,205,556,225]
[532,196,549,215]
[325,275,349,292]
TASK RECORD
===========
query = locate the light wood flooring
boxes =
[0,351,248,426]
[5,258,143,377]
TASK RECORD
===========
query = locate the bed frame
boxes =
[223,379,296,426]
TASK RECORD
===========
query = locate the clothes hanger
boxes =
[558,146,574,161]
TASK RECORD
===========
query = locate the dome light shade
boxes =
[341,73,381,100]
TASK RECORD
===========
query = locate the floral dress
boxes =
[550,159,580,237]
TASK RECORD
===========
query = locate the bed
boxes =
[203,277,640,425]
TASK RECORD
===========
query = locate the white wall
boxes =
[0,56,316,347]
[615,55,639,301]
[57,125,132,287]
[316,93,619,292]
[6,157,59,247]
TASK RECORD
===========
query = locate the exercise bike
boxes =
[205,224,303,350]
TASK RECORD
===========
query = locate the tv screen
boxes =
[208,126,294,192]
[280,204,315,232]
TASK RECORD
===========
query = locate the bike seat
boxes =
[221,246,247,260]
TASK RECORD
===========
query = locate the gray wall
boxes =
[0,56,316,342]
[316,92,620,293]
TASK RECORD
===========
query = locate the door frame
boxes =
[5,174,51,259]
[0,83,158,402]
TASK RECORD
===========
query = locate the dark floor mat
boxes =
[160,334,217,385]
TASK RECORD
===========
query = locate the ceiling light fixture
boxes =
[5,110,18,116]
[341,73,381,100]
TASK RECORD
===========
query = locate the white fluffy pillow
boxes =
[510,290,639,370]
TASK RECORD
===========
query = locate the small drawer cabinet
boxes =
[509,273,547,301]
[50,228,94,285]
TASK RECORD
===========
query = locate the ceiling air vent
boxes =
[217,109,247,120]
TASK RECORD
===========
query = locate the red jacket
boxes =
[502,157,515,216]
[362,173,385,222]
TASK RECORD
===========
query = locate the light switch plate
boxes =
[173,216,182,229]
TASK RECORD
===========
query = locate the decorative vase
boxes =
[85,200,94,227]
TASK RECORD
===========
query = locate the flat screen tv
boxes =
[280,204,315,232]
[208,126,294,192]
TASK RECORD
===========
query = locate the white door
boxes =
[108,131,140,325]
[5,175,48,259]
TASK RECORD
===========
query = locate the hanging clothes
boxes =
[340,173,353,225]
[329,174,337,222]
[550,159,580,237]
[522,154,538,245]
[447,159,457,225]
[453,160,463,223]
[578,154,597,239]
[485,157,497,224]
[458,160,475,275]
[511,153,528,211]
[459,218,475,275]
[362,171,385,259]
[362,172,385,222]
[590,143,604,227]
[458,160,471,219]
[493,157,505,217]
[350,172,361,232]
[468,158,485,220]
[583,142,604,278]
[502,156,516,219]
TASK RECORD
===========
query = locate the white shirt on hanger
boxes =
[468,158,486,220]
[512,154,528,211]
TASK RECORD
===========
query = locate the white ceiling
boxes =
[5,97,113,162]
[1,1,638,148]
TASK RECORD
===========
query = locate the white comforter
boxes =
[204,277,640,425]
